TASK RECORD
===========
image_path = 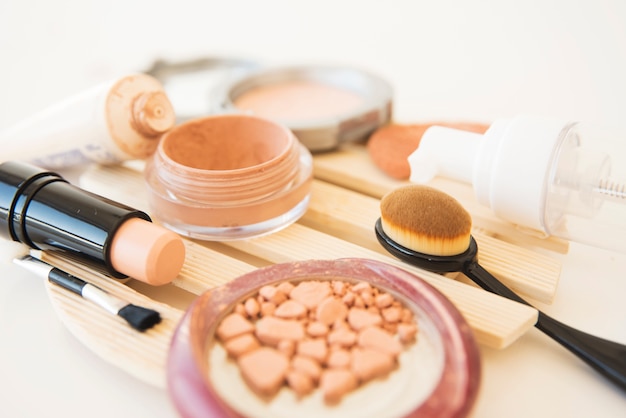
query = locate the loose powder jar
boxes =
[144,114,312,240]
[167,258,481,418]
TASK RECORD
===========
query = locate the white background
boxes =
[1,1,626,417]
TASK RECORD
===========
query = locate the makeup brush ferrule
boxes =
[81,284,127,315]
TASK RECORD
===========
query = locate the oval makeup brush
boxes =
[374,184,626,391]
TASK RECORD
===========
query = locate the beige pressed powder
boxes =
[233,80,364,122]
[144,114,313,240]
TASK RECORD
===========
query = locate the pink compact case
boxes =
[166,258,481,418]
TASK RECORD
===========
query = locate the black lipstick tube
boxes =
[0,161,151,278]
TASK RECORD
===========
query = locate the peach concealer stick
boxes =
[0,161,185,285]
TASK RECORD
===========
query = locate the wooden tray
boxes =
[41,143,566,389]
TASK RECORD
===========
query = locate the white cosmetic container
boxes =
[0,74,175,169]
[409,115,626,253]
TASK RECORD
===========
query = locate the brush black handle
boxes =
[465,261,626,391]
[48,267,87,295]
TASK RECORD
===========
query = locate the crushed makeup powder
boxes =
[215,279,418,404]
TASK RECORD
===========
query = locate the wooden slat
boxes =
[173,239,258,295]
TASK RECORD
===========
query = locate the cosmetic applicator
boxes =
[366,122,489,180]
[14,255,161,331]
[374,184,626,392]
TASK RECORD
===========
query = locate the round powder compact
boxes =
[213,66,393,152]
[144,114,313,240]
[167,258,481,418]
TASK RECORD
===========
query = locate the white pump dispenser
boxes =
[408,115,626,253]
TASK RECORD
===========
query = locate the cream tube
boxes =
[0,73,176,169]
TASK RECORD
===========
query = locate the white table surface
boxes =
[1,1,626,417]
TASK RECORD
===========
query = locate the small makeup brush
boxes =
[14,255,161,332]
[379,184,473,257]
[375,184,626,392]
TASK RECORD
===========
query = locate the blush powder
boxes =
[233,80,364,122]
[144,114,313,240]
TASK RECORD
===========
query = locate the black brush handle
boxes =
[48,267,87,295]
[465,261,626,391]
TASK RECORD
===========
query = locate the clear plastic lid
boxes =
[545,122,626,253]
